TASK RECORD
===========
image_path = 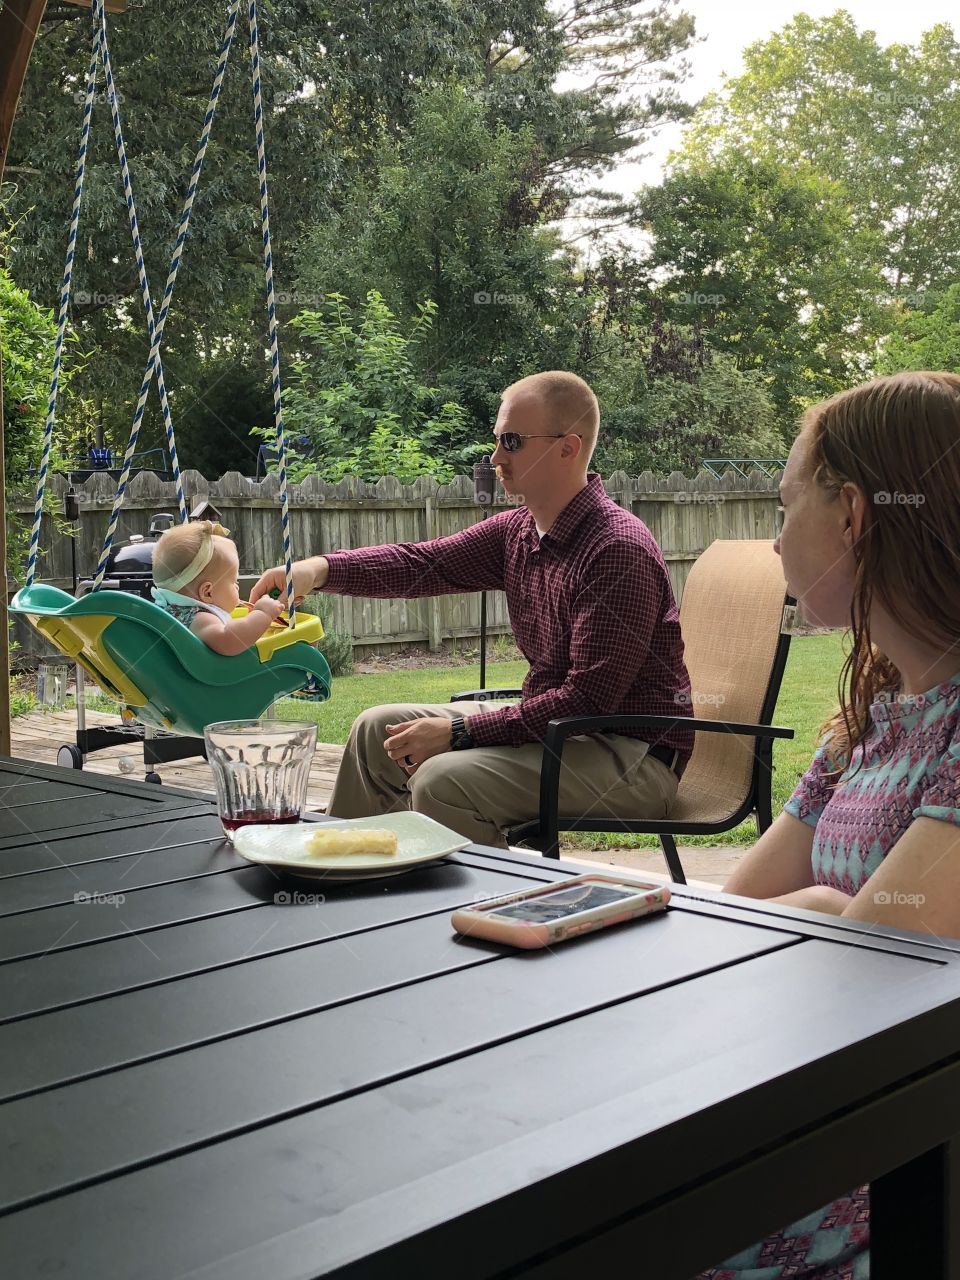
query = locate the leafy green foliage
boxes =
[174,358,273,478]
[593,309,785,474]
[0,266,69,580]
[259,292,474,484]
[678,12,960,296]
[635,151,888,429]
[297,594,354,678]
[291,82,593,426]
[878,284,960,375]
[0,265,55,488]
[4,0,695,469]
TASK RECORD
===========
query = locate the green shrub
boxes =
[299,594,354,676]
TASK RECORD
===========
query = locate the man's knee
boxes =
[409,754,469,808]
[349,703,415,742]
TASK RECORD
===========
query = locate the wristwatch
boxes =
[449,716,475,751]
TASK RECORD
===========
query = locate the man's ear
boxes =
[563,433,584,462]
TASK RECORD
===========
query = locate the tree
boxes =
[592,306,785,474]
[173,357,273,478]
[0,262,88,577]
[0,265,56,489]
[634,151,888,428]
[877,284,960,375]
[292,82,594,425]
[679,12,960,295]
[270,291,473,484]
[3,0,696,469]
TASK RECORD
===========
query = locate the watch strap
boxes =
[450,716,475,750]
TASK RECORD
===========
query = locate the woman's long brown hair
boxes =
[802,371,960,776]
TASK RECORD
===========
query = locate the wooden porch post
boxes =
[0,0,126,755]
[0,0,50,755]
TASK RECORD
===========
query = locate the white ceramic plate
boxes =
[233,812,470,881]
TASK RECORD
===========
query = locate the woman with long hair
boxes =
[699,370,960,1280]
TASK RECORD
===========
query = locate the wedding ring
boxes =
[404,755,414,767]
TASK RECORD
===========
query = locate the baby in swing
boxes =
[152,520,284,656]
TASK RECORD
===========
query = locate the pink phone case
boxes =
[451,875,670,949]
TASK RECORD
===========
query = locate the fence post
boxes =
[423,493,443,653]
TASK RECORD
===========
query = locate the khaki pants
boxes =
[327,702,679,849]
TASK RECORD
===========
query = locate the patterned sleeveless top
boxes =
[152,588,234,630]
[785,672,960,888]
[697,672,960,1280]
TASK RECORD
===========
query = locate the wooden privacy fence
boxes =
[9,467,781,663]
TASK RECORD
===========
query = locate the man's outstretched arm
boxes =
[249,512,509,605]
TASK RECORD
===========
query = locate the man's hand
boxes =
[249,557,327,608]
[384,718,453,773]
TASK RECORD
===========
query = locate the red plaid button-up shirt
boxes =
[324,473,694,758]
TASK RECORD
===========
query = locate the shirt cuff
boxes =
[465,709,523,748]
[321,552,353,592]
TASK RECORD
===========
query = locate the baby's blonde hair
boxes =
[153,520,233,593]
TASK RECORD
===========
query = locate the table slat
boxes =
[0,861,557,1022]
[0,814,227,878]
[0,840,242,915]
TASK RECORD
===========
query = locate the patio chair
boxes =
[452,539,795,884]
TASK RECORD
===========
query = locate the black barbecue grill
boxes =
[77,512,174,599]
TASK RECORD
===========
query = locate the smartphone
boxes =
[450,874,670,949]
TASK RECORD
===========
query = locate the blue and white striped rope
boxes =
[125,0,241,536]
[248,0,296,624]
[92,0,181,586]
[24,5,101,588]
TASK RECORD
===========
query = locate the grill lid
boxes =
[104,534,154,576]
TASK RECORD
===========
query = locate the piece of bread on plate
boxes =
[306,828,398,857]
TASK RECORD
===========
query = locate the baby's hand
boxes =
[251,597,284,622]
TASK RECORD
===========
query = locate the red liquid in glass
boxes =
[221,809,300,831]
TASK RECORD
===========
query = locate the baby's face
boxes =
[197,538,241,613]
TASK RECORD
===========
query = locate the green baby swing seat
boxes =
[11,583,332,738]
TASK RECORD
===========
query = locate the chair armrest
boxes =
[543,714,795,747]
[538,714,794,859]
[450,688,523,702]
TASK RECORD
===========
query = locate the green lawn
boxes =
[271,631,846,849]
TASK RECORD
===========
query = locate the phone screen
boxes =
[484,881,647,924]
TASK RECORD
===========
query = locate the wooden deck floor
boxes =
[11,709,344,810]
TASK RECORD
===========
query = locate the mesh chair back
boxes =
[670,540,788,824]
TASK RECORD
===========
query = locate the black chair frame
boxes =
[452,619,794,884]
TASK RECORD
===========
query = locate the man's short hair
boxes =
[504,371,600,461]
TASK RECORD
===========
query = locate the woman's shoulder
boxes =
[871,671,960,753]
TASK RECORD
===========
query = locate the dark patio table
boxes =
[1,756,959,1279]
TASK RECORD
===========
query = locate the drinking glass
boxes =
[37,658,72,709]
[203,719,317,841]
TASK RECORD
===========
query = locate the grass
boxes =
[19,632,847,850]
[272,663,530,742]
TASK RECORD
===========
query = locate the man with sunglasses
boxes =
[251,370,694,847]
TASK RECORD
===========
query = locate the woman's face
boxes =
[775,432,859,628]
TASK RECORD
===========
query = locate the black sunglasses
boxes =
[495,431,577,453]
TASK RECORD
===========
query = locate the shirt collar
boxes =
[525,473,606,548]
